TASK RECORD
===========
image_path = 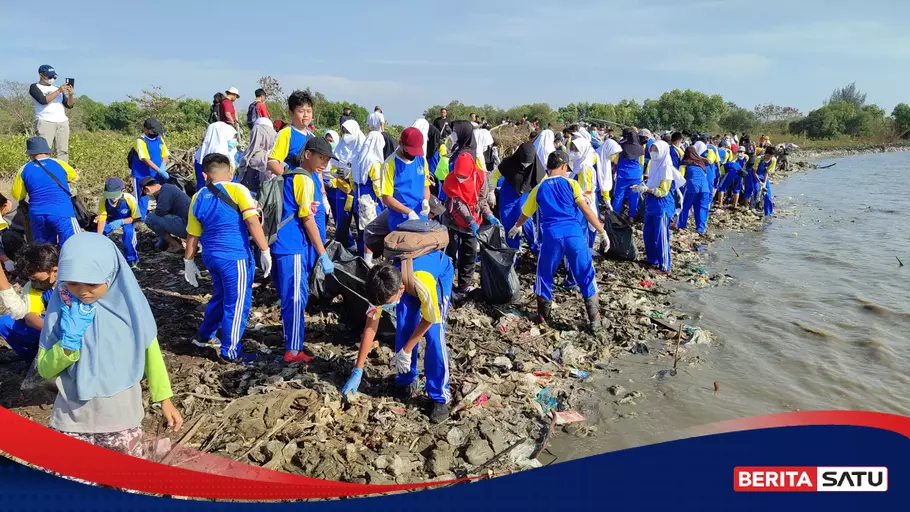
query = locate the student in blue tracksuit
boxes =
[492,142,544,250]
[508,151,608,332]
[183,153,273,364]
[95,178,140,269]
[381,127,432,232]
[715,141,731,200]
[717,147,749,209]
[753,146,776,216]
[11,137,81,246]
[271,137,336,365]
[0,244,56,363]
[677,143,712,233]
[637,141,676,272]
[267,90,313,177]
[612,129,645,217]
[130,119,170,220]
[341,251,455,423]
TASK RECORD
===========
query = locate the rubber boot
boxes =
[584,295,601,332]
[537,297,552,326]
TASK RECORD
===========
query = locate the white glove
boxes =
[407,210,420,221]
[631,184,649,194]
[508,225,522,239]
[392,349,412,374]
[596,230,611,253]
[259,249,273,278]
[184,259,201,288]
[3,260,14,272]
[420,199,430,216]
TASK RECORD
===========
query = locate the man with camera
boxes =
[28,65,74,162]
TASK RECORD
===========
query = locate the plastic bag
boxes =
[333,256,397,344]
[308,241,358,305]
[477,224,520,304]
[603,210,637,261]
[357,194,379,231]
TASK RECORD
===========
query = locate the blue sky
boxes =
[1,0,908,125]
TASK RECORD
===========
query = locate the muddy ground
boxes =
[0,159,815,485]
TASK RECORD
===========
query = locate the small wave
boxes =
[855,296,910,318]
[793,321,832,338]
[856,337,895,368]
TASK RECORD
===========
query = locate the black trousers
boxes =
[446,229,478,291]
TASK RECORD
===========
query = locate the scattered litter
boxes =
[567,368,590,380]
[536,388,558,415]
[638,280,654,288]
[552,411,585,425]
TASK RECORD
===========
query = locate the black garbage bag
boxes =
[604,210,637,261]
[309,240,358,304]
[477,224,520,304]
[333,260,397,344]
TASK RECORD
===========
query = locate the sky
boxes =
[2,0,909,125]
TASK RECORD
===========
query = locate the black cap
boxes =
[138,176,158,195]
[143,118,164,136]
[304,136,334,159]
[547,150,569,170]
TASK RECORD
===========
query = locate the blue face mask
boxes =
[384,297,401,309]
[227,139,238,150]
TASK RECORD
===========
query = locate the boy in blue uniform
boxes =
[95,178,141,269]
[508,151,608,332]
[183,154,273,364]
[341,252,455,423]
[131,119,170,220]
[381,127,431,231]
[753,146,776,216]
[0,244,56,362]
[270,137,336,364]
[716,147,749,209]
[267,90,313,176]
[11,137,81,246]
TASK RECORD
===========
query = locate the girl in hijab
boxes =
[37,233,183,456]
[236,117,277,195]
[569,134,599,246]
[426,122,443,184]
[194,121,238,192]
[352,131,386,263]
[534,130,556,169]
[612,128,645,217]
[677,142,711,233]
[328,120,365,249]
[445,121,479,202]
[596,136,622,211]
[493,142,544,251]
[636,141,678,272]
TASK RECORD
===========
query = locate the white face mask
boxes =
[449,133,458,145]
[343,133,355,144]
[650,151,659,161]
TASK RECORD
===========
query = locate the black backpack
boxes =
[246,102,260,130]
[260,168,308,246]
[209,101,222,124]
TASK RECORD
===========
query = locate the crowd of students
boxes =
[0,89,782,455]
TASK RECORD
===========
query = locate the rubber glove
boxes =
[342,368,363,400]
[157,163,170,181]
[407,210,420,221]
[487,215,501,226]
[596,229,612,253]
[470,221,479,237]
[631,184,649,194]
[318,252,334,274]
[59,296,96,352]
[107,219,125,231]
[259,248,273,278]
[3,260,14,272]
[392,349,412,374]
[508,224,522,239]
[420,199,430,216]
[184,259,201,287]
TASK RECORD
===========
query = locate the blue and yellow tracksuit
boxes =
[744,147,764,202]
[325,169,354,249]
[492,168,539,253]
[754,157,776,216]
[704,146,720,194]
[187,181,259,359]
[612,154,645,217]
[380,154,431,232]
[11,158,81,246]
[716,148,731,188]
[677,163,711,233]
[97,193,141,263]
[670,145,686,210]
[643,179,674,272]
[369,251,454,404]
[0,284,52,362]
[522,175,598,302]
[270,169,326,352]
[269,126,312,170]
[132,135,170,219]
[719,155,749,195]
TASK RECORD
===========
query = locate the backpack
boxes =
[259,169,307,246]
[246,102,260,130]
[383,220,449,296]
[126,147,138,169]
[209,101,222,124]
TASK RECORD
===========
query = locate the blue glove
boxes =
[157,163,170,181]
[59,297,96,352]
[342,368,363,400]
[470,221,479,237]
[107,219,124,231]
[487,215,501,226]
[318,252,335,274]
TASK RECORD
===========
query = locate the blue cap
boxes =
[38,65,57,78]
[26,137,51,155]
[104,177,125,192]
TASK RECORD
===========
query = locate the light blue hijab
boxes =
[39,233,157,401]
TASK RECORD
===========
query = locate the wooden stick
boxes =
[160,414,210,465]
[531,413,559,460]
[673,324,683,370]
[234,414,298,462]
[732,247,740,258]
[183,392,233,402]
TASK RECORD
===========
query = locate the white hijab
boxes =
[474,128,494,162]
[569,133,595,178]
[195,122,238,167]
[534,130,556,169]
[411,118,430,158]
[694,141,707,157]
[353,131,385,186]
[334,119,365,171]
[253,116,272,129]
[646,140,675,189]
[325,129,340,147]
[366,112,383,132]
[596,138,621,194]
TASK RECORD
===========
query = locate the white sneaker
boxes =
[192,336,220,349]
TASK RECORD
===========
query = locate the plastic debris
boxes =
[568,368,590,380]
[536,388,558,414]
[552,411,585,425]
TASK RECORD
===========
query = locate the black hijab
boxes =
[619,128,643,160]
[427,123,442,159]
[498,142,544,194]
[450,120,476,161]
[681,146,707,170]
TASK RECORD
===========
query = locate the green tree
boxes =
[828,82,866,108]
[0,80,34,135]
[104,101,141,132]
[719,104,758,134]
[892,103,910,137]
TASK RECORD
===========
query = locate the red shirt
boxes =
[255,101,269,119]
[220,98,236,123]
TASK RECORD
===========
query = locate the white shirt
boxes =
[30,83,68,123]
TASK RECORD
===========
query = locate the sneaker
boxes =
[429,402,450,424]
[220,351,258,366]
[128,261,140,271]
[395,380,420,402]
[283,350,315,364]
[192,336,220,350]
